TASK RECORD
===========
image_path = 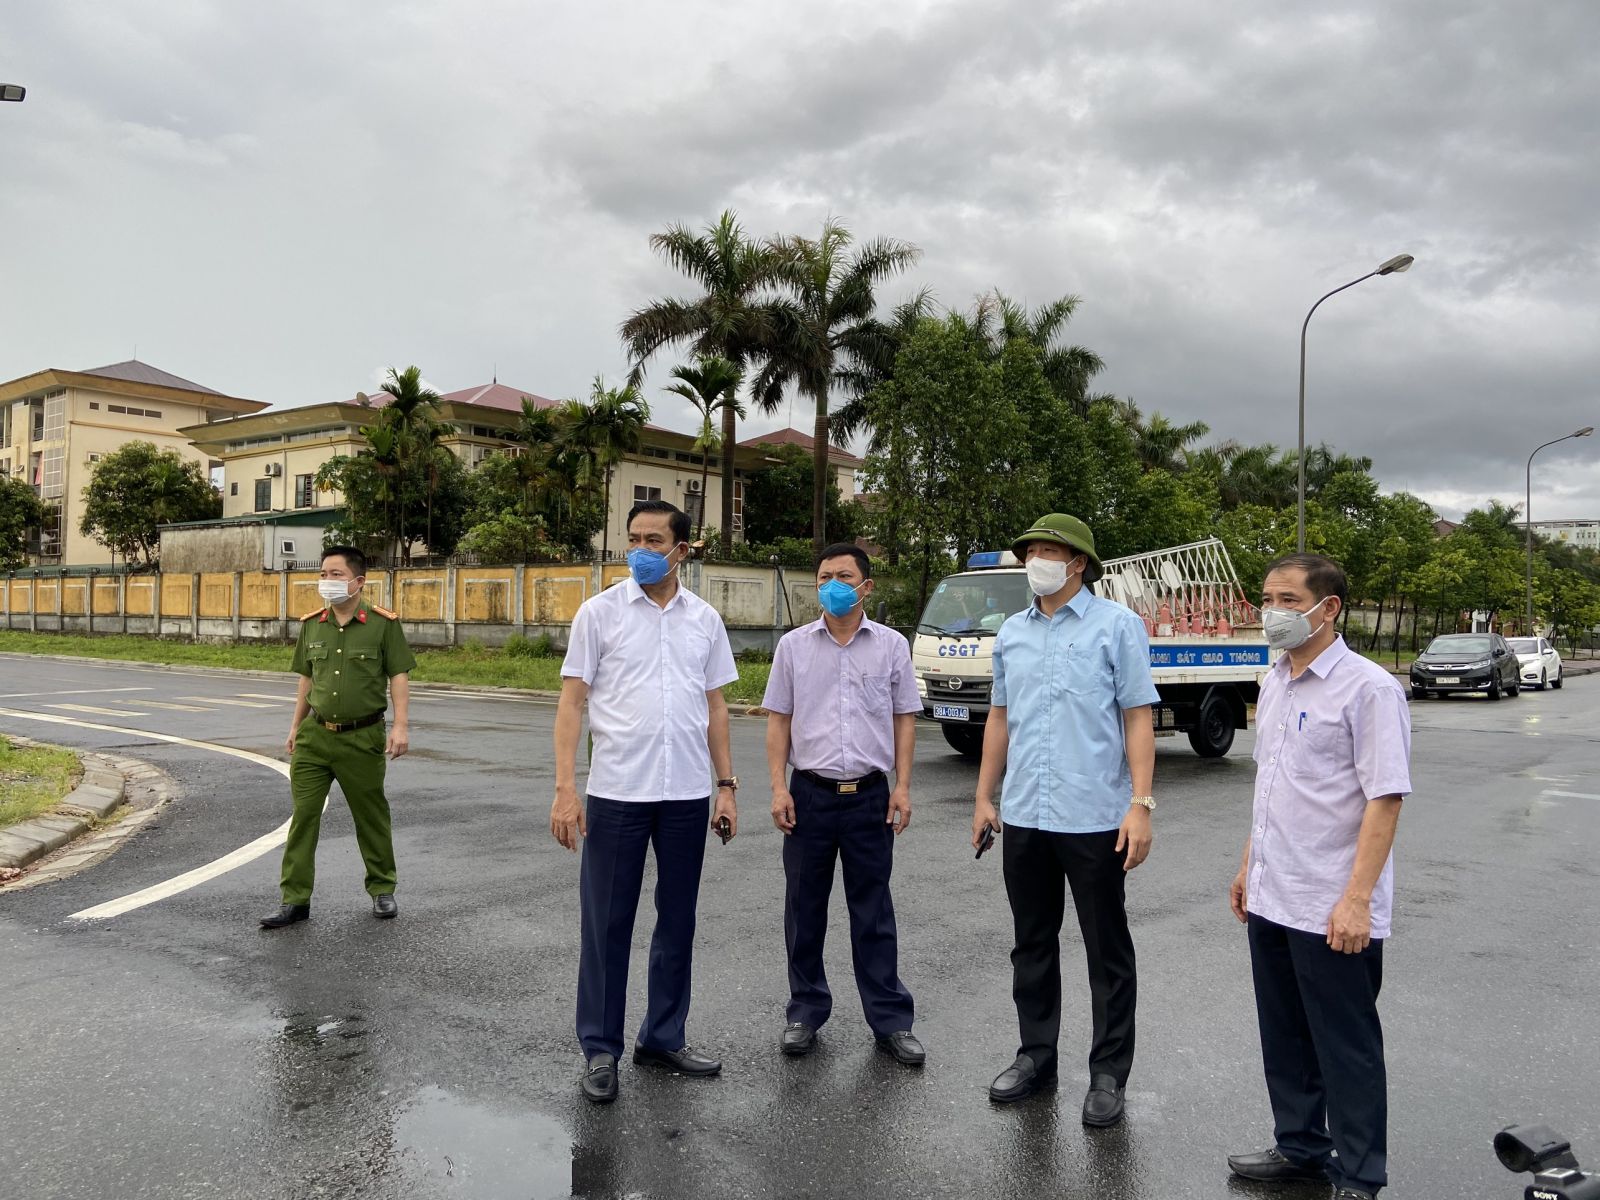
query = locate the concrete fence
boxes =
[2,561,826,653]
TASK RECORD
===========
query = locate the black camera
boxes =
[1495,1125,1600,1199]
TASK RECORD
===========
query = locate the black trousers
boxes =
[782,771,914,1035]
[1002,824,1135,1083]
[1248,913,1387,1195]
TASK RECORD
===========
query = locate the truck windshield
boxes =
[917,573,1032,636]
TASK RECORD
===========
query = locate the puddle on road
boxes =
[395,1085,571,1199]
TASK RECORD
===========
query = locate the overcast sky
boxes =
[3,0,1597,520]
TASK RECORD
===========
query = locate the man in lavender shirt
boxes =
[763,543,924,1065]
[1228,554,1411,1200]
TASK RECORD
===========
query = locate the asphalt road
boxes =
[2,652,1598,1200]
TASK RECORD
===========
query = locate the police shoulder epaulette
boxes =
[369,604,399,621]
[299,607,325,622]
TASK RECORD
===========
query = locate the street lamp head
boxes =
[1376,253,1415,275]
[0,84,25,103]
[1575,426,1595,438]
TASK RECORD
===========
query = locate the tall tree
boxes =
[985,290,1106,415]
[558,378,650,562]
[78,442,221,566]
[0,474,47,570]
[620,210,785,554]
[756,219,921,554]
[376,365,453,562]
[663,357,744,540]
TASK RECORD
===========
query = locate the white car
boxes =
[1507,637,1563,690]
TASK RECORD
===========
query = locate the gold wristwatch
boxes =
[716,777,739,792]
[1130,795,1156,812]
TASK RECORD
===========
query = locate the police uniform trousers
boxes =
[1248,913,1387,1195]
[1002,824,1136,1083]
[783,771,914,1035]
[280,717,396,905]
[577,794,709,1060]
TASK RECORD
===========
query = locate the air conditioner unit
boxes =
[264,463,283,477]
[685,479,702,493]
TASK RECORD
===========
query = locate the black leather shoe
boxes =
[875,1030,926,1066]
[1226,1146,1329,1182]
[633,1045,722,1077]
[581,1054,618,1104]
[988,1053,1056,1103]
[781,1023,817,1056]
[372,893,398,919]
[1081,1072,1125,1126]
[259,904,310,929]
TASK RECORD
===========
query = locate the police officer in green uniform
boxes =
[260,545,417,929]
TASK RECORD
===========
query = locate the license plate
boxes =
[933,704,970,721]
[1435,676,1460,685]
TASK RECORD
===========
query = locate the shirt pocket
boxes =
[1056,643,1104,695]
[349,648,384,686]
[858,672,892,712]
[304,644,330,664]
[1299,714,1349,760]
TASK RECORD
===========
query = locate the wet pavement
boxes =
[1,653,1598,1199]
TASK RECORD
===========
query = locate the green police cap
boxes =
[1011,513,1104,583]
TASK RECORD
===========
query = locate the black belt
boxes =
[309,709,384,733]
[795,769,886,795]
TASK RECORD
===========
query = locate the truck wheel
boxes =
[1187,692,1235,758]
[941,724,985,759]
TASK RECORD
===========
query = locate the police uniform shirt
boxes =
[292,598,417,723]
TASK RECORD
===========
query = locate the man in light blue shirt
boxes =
[971,513,1159,1122]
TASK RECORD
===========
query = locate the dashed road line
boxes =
[44,702,152,717]
[133,700,213,713]
[1541,789,1600,801]
[0,687,153,699]
[176,696,280,708]
[0,706,316,922]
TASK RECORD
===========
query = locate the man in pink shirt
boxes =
[763,543,925,1065]
[1227,554,1411,1200]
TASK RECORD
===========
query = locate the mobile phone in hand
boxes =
[715,816,732,845]
[975,824,996,859]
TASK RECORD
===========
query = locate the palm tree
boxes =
[961,291,1105,415]
[377,365,452,563]
[663,357,744,540]
[755,219,921,554]
[829,288,938,451]
[557,377,650,562]
[620,210,785,555]
[1113,399,1211,473]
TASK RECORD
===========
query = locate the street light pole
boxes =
[1524,426,1594,634]
[1296,253,1415,552]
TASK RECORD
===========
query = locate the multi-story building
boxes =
[181,380,860,558]
[1529,518,1600,550]
[0,361,267,565]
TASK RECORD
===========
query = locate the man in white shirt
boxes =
[551,500,740,1105]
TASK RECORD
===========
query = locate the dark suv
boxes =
[1410,632,1521,700]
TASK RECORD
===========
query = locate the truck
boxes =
[914,537,1272,758]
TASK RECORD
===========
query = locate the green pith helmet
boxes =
[1011,513,1104,583]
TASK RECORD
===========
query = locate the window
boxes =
[106,404,163,418]
[38,503,62,558]
[0,403,11,447]
[280,539,297,556]
[632,485,662,503]
[294,473,314,508]
[230,482,238,497]
[683,490,705,527]
[89,402,100,410]
[254,479,272,512]
[732,479,745,533]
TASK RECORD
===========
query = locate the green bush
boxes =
[504,633,557,659]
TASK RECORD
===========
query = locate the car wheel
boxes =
[940,723,985,759]
[1410,686,1428,700]
[1552,671,1563,690]
[1187,690,1236,758]
[1508,677,1520,697]
[1537,671,1547,691]
[1487,679,1501,700]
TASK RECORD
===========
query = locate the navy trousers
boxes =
[576,795,709,1060]
[782,771,914,1035]
[1248,913,1387,1195]
[1002,825,1136,1083]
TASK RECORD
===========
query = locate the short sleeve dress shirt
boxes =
[761,616,922,778]
[561,578,739,802]
[291,599,416,723]
[991,588,1160,833]
[1248,636,1412,938]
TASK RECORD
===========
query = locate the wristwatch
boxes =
[1130,795,1156,812]
[716,777,739,792]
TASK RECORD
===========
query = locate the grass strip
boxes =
[0,734,81,829]
[0,631,772,705]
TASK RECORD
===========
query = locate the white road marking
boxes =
[177,696,280,708]
[0,706,315,922]
[236,693,295,701]
[1541,789,1600,801]
[134,700,213,713]
[0,687,153,699]
[44,703,152,717]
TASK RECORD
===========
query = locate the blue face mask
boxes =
[817,578,863,617]
[627,545,679,586]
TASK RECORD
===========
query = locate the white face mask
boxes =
[1262,597,1329,651]
[318,578,354,604]
[1025,556,1081,597]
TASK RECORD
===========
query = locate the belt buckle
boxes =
[838,780,858,794]
[323,720,340,731]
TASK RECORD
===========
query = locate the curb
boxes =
[0,741,129,873]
